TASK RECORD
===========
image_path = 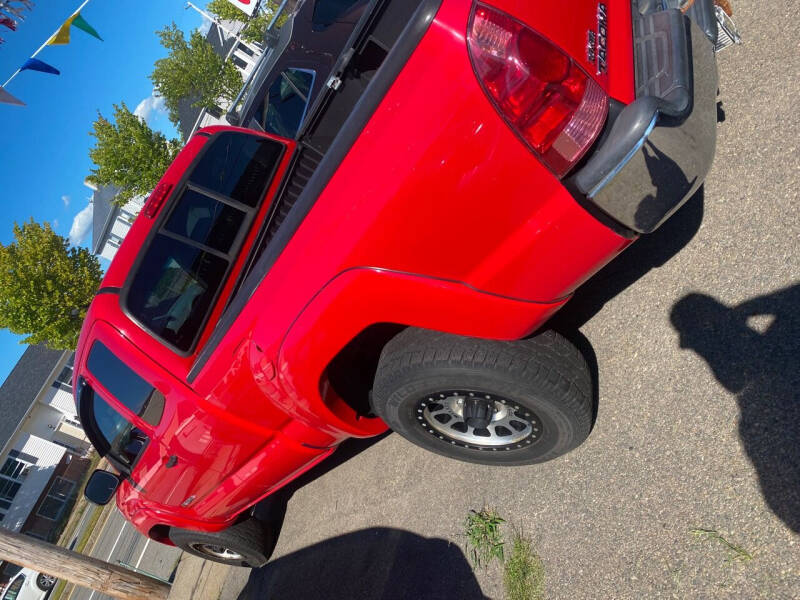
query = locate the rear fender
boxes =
[264,267,568,440]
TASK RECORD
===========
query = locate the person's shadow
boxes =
[670,284,800,533]
[236,527,487,600]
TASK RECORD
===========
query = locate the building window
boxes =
[232,55,248,71]
[0,451,35,523]
[36,477,74,521]
[52,440,81,455]
[52,354,75,392]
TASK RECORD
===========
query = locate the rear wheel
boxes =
[169,518,275,567]
[372,328,593,466]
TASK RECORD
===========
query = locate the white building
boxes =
[87,182,145,262]
[87,21,264,262]
[178,20,264,140]
[0,346,91,539]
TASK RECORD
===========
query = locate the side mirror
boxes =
[84,469,120,505]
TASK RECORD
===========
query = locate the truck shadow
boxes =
[548,187,704,427]
[236,527,487,600]
[252,433,393,536]
[670,284,800,533]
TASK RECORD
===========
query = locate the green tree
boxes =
[0,221,103,350]
[206,0,286,43]
[150,23,243,129]
[87,102,181,207]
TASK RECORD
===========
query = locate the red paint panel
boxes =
[78,0,641,542]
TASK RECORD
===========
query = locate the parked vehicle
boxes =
[78,0,738,567]
[226,0,370,135]
[1,568,56,600]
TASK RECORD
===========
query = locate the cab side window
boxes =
[87,341,163,425]
[80,382,149,470]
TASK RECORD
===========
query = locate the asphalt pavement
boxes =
[69,508,181,600]
[220,1,799,599]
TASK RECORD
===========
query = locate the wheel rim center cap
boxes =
[462,397,494,429]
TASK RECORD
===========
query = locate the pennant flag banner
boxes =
[20,58,60,75]
[1,1,104,107]
[0,17,17,31]
[0,86,25,106]
[47,11,102,45]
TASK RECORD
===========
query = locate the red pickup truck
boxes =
[78,0,736,566]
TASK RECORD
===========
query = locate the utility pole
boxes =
[0,528,170,600]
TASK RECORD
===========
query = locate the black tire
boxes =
[35,573,56,591]
[372,328,593,466]
[169,518,276,567]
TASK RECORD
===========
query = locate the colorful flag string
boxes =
[1,0,102,105]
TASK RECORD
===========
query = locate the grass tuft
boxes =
[689,528,753,563]
[503,530,545,600]
[464,507,505,569]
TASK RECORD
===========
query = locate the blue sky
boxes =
[0,0,213,382]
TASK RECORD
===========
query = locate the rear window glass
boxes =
[164,189,246,253]
[188,132,284,207]
[313,0,364,29]
[87,341,153,416]
[126,234,228,351]
[127,131,285,353]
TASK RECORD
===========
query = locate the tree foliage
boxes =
[87,102,181,207]
[0,221,102,350]
[206,0,286,43]
[150,23,243,129]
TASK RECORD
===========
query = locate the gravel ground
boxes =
[232,2,799,598]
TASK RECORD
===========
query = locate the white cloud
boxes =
[61,194,70,207]
[69,202,93,247]
[52,219,59,230]
[134,91,167,125]
[199,14,213,36]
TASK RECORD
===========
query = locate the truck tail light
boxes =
[467,3,608,177]
[143,182,173,219]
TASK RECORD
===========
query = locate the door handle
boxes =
[165,455,178,468]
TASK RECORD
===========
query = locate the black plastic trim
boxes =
[96,286,121,296]
[186,0,443,384]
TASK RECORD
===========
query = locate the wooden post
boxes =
[0,528,170,600]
